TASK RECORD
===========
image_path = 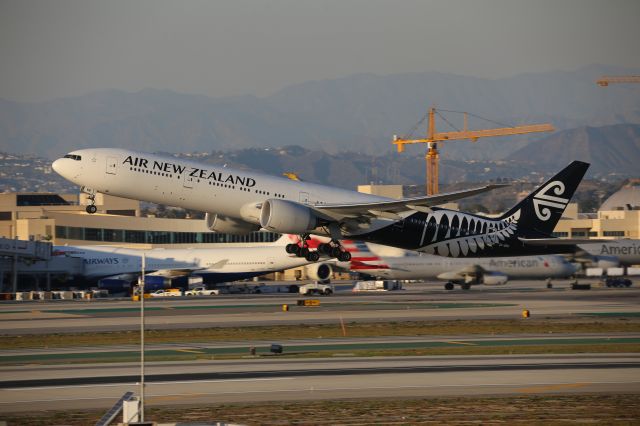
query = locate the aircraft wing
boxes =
[437,264,485,282]
[146,259,229,275]
[519,237,612,246]
[314,184,507,220]
[146,268,203,276]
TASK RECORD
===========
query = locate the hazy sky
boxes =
[1,0,639,102]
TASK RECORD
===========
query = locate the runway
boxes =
[1,279,639,334]
[1,354,639,412]
[1,279,639,416]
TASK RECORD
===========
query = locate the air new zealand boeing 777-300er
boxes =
[53,148,590,261]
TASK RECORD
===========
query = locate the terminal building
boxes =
[553,182,640,239]
[0,192,278,248]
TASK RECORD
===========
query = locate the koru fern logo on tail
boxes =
[533,181,569,221]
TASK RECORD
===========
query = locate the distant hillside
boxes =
[507,124,640,176]
[1,64,640,159]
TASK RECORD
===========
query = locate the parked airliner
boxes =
[577,240,640,267]
[53,234,316,290]
[52,148,589,260]
[340,240,577,290]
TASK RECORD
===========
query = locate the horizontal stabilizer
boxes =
[518,237,611,246]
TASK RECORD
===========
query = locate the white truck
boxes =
[185,286,220,296]
[299,283,333,296]
[149,289,182,297]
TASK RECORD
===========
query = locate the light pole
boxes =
[139,252,146,422]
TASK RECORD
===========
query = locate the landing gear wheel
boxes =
[330,246,342,258]
[444,282,454,291]
[337,251,351,262]
[86,205,97,214]
[461,283,471,290]
[285,243,299,254]
[305,251,320,262]
[317,243,331,255]
[298,247,310,258]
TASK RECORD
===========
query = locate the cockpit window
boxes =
[64,154,82,161]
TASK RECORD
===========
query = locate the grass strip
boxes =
[2,318,640,350]
[4,343,640,365]
[4,394,640,425]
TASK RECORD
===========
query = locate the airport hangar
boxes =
[0,182,638,291]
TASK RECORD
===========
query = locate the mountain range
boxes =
[1,64,640,162]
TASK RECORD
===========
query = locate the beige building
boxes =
[0,192,278,248]
[553,184,640,239]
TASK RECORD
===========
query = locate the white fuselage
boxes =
[355,252,577,280]
[53,243,313,278]
[578,241,640,266]
[52,148,386,231]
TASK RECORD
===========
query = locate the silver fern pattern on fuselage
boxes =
[421,209,520,257]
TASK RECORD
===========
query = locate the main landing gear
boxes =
[85,193,97,214]
[285,235,352,262]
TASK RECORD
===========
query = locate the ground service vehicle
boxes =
[185,286,220,296]
[150,289,182,297]
[299,283,333,296]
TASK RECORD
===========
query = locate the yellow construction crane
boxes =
[393,107,555,195]
[597,76,640,86]
[282,172,302,181]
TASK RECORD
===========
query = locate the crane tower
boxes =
[393,107,555,195]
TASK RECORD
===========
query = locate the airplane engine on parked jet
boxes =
[205,213,260,235]
[594,255,620,269]
[260,199,319,234]
[481,271,508,286]
[305,262,333,282]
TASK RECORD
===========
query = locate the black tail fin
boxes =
[499,161,589,237]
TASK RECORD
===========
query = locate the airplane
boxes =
[576,240,640,267]
[298,236,577,289]
[52,234,317,292]
[340,240,577,290]
[52,148,589,260]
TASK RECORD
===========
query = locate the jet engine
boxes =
[481,271,508,286]
[260,199,318,234]
[205,213,260,235]
[304,262,333,282]
[593,255,620,269]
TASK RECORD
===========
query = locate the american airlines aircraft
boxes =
[339,240,577,290]
[53,234,316,290]
[577,240,640,267]
[52,148,589,260]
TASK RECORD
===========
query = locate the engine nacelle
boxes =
[205,213,260,235]
[594,255,620,269]
[481,271,508,286]
[260,199,318,234]
[305,263,333,282]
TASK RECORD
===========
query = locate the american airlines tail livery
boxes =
[53,148,589,259]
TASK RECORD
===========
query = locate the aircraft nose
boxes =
[52,158,67,177]
[52,158,62,173]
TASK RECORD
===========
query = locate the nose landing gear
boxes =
[85,193,97,214]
